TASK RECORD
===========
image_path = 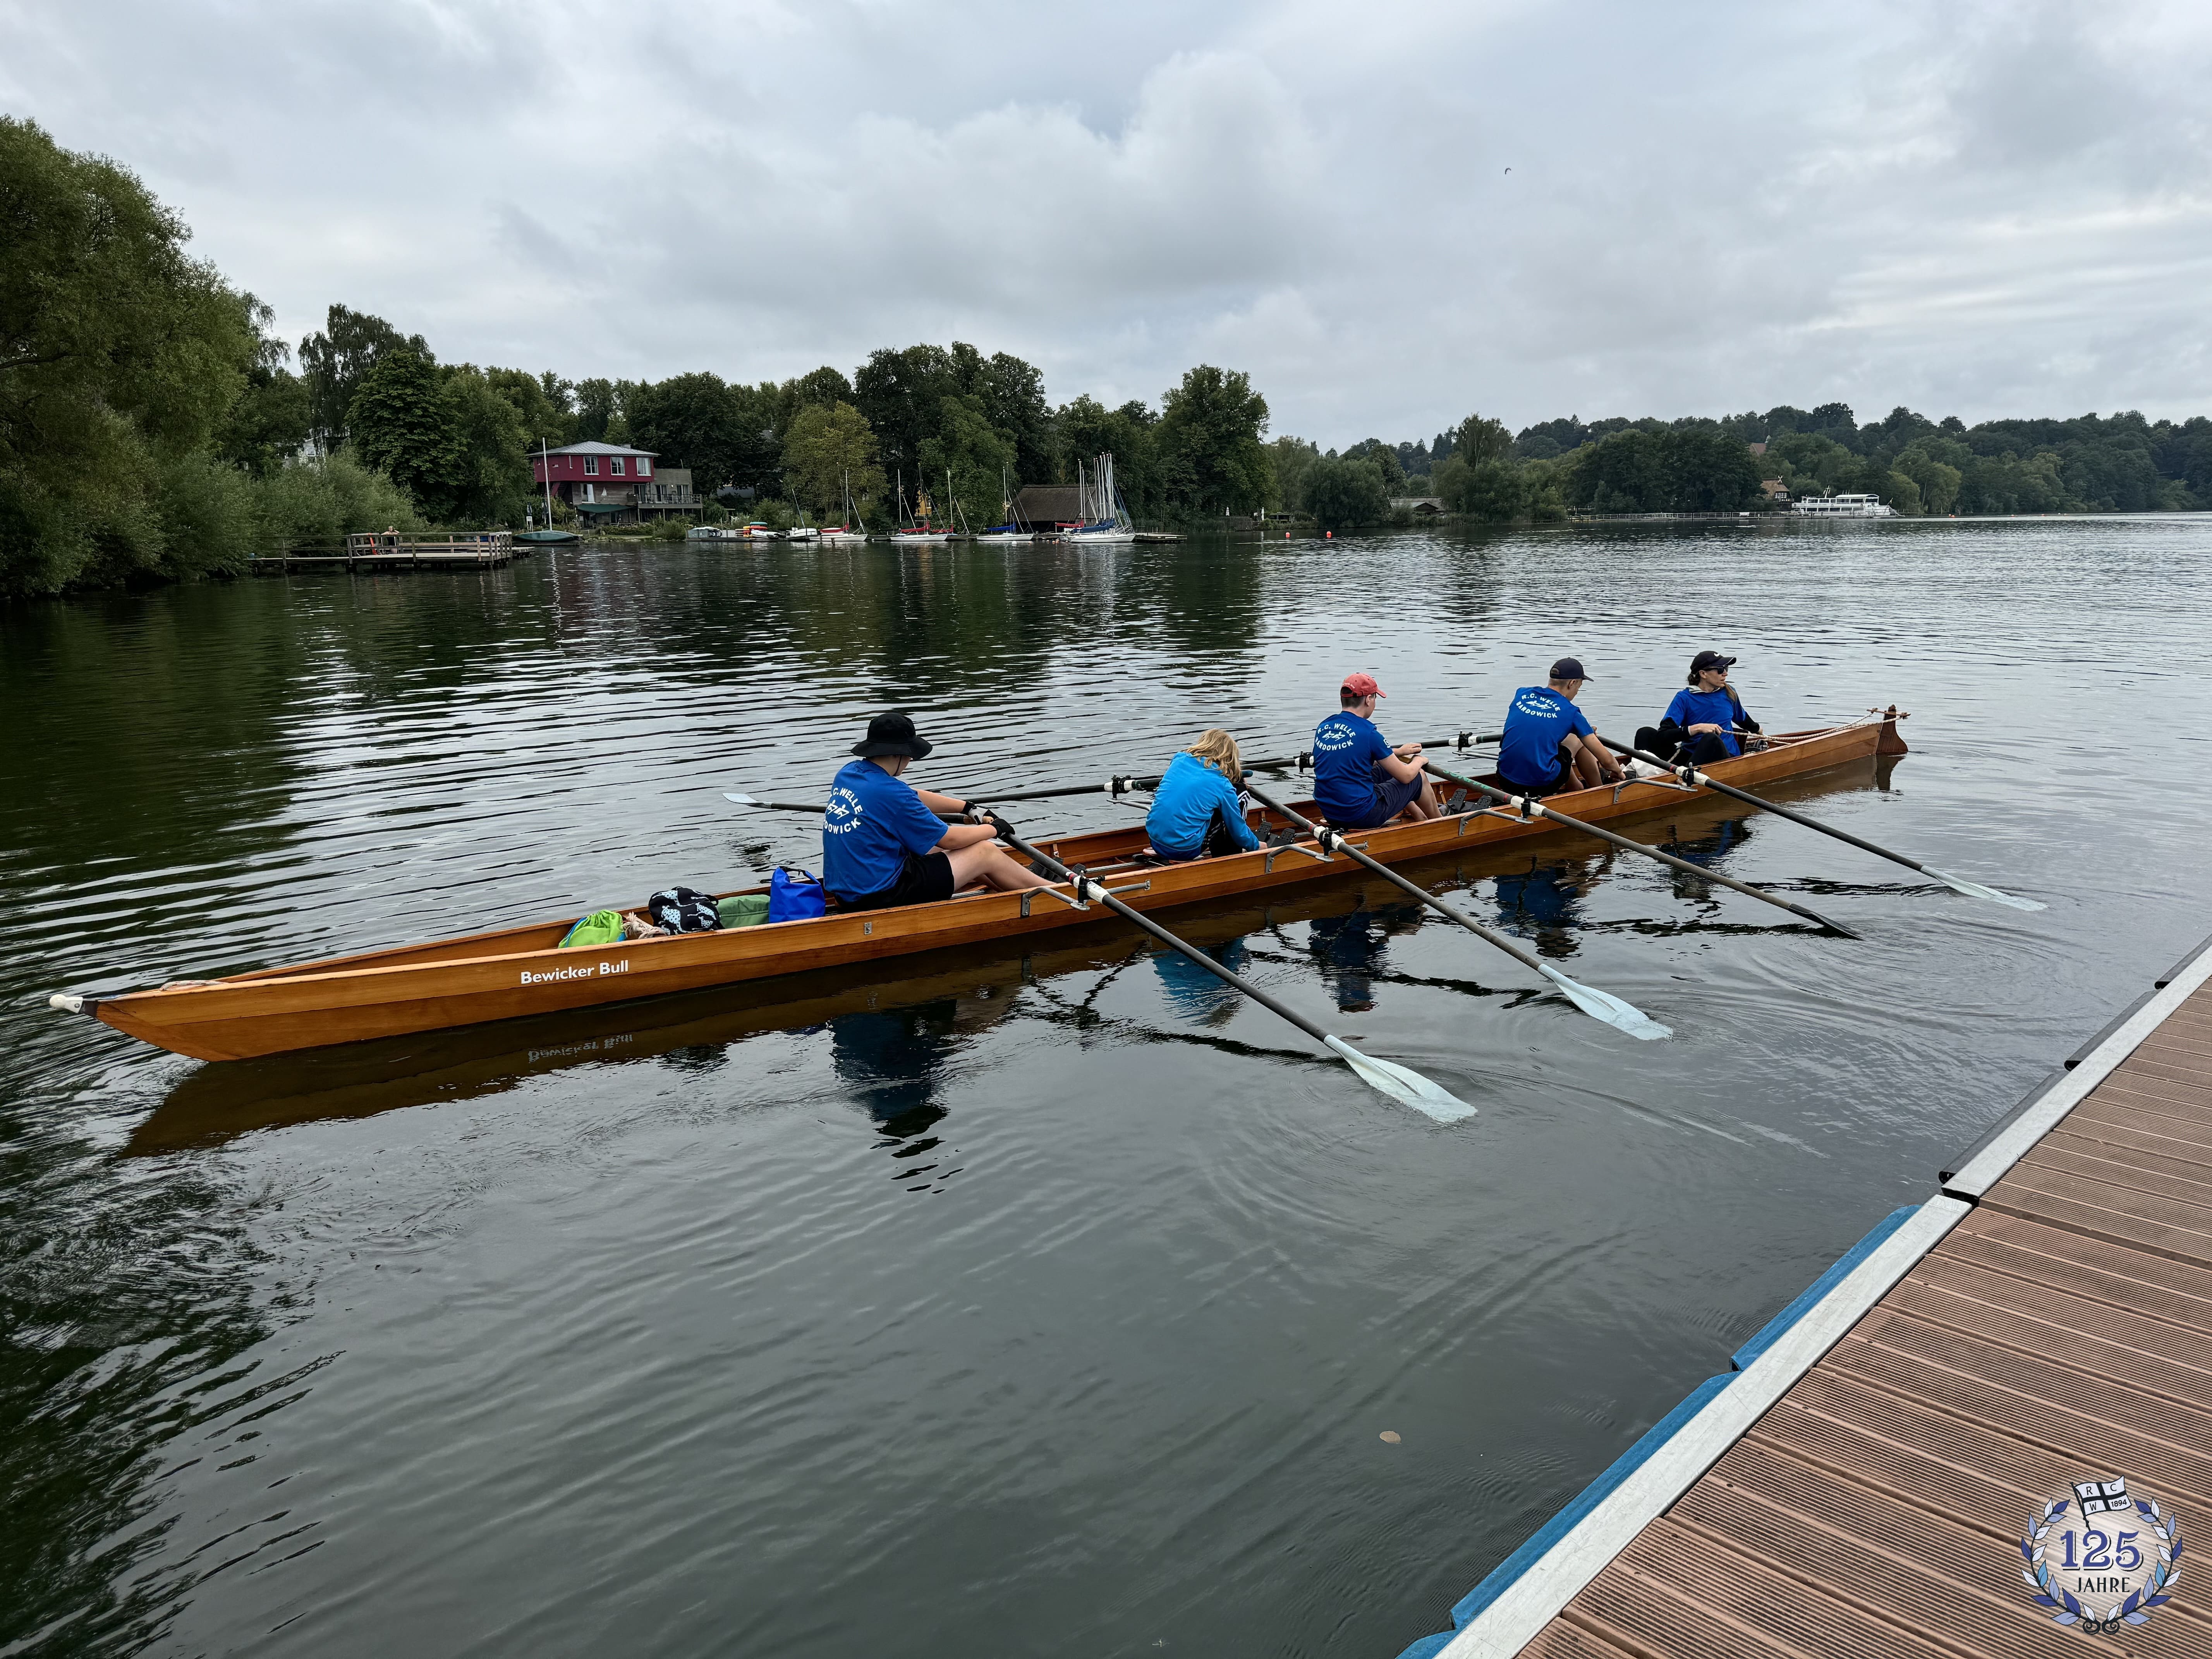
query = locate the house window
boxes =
[636,459,651,478]
[610,458,625,476]
[585,457,599,476]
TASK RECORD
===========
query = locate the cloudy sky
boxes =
[9,0,2210,443]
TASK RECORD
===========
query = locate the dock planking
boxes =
[1403,936,2212,1658]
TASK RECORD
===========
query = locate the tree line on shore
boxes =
[10,115,2212,599]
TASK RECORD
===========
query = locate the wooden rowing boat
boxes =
[62,713,1906,1063]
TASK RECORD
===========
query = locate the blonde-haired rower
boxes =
[1146,729,1264,861]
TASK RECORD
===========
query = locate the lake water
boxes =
[5,519,2212,1657]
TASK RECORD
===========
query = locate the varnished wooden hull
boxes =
[88,716,1900,1062]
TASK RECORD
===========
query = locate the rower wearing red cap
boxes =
[1311,673,1441,828]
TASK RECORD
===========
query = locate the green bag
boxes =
[559,908,625,948]
[718,893,771,929]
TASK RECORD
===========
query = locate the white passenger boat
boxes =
[1793,493,1895,517]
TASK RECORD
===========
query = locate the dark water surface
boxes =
[5,520,2211,1657]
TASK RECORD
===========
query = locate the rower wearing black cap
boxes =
[1638,650,1762,766]
[823,713,1051,911]
[1495,657,1627,797]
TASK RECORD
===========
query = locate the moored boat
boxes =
[53,715,1905,1063]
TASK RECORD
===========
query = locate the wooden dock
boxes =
[1399,931,2212,1657]
[251,532,519,573]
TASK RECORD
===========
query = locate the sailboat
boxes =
[892,470,953,544]
[821,470,868,543]
[974,464,1030,543]
[1060,452,1137,543]
[517,437,582,544]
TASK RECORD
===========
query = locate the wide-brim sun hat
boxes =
[852,711,934,758]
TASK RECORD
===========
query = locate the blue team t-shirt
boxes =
[1664,687,1756,757]
[822,759,947,899]
[1497,685,1594,787]
[1312,711,1395,820]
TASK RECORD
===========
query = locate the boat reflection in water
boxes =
[128,752,1894,1156]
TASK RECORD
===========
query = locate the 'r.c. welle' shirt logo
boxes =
[824,787,864,836]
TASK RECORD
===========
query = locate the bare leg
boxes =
[1401,775,1442,821]
[947,840,1053,892]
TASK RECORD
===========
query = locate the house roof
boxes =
[542,440,659,457]
[1012,485,1082,522]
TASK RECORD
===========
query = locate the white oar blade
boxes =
[1536,964,1672,1040]
[1923,867,2045,911]
[723,792,761,805]
[1322,1036,1477,1122]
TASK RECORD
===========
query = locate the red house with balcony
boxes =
[533,441,660,524]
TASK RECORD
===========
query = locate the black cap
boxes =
[1690,651,1738,675]
[1549,657,1592,681]
[851,711,934,759]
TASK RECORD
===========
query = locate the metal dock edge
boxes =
[1392,927,2212,1659]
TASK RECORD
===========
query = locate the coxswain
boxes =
[822,713,1051,910]
[1637,650,1762,765]
[1311,673,1441,827]
[1146,729,1263,861]
[1495,657,1626,796]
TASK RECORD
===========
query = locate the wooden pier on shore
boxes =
[251,532,519,574]
[1398,931,2212,1658]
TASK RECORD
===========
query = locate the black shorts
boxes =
[1500,741,1584,799]
[836,849,956,911]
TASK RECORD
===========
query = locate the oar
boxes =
[983,812,1475,1123]
[1238,779,1669,1041]
[1600,739,2043,911]
[1424,760,1860,938]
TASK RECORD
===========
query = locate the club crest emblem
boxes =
[2021,1477,2184,1633]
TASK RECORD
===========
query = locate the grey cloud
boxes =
[5,0,2210,440]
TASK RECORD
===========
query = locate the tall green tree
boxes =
[628,372,747,491]
[213,306,312,477]
[1455,414,1513,465]
[347,346,462,511]
[1153,365,1272,516]
[1302,457,1391,529]
[782,400,886,520]
[441,366,531,524]
[1269,436,1321,512]
[0,115,263,594]
[917,395,1018,529]
[1056,395,1160,520]
[298,304,426,452]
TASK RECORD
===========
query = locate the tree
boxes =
[1302,457,1390,529]
[298,304,426,452]
[853,344,960,486]
[1455,459,1525,521]
[1455,414,1513,465]
[1056,394,1161,521]
[628,372,747,491]
[917,395,1018,529]
[789,365,855,412]
[1346,439,1407,491]
[0,115,263,593]
[441,366,531,524]
[1153,365,1272,516]
[486,367,573,452]
[347,346,461,510]
[214,306,312,477]
[1269,436,1321,512]
[782,400,886,520]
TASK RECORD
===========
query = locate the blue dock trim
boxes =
[1389,1205,1923,1659]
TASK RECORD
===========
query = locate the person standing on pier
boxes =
[1496,658,1627,796]
[1312,673,1441,828]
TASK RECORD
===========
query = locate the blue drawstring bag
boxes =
[768,866,827,923]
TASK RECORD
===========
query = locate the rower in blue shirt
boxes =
[1495,657,1627,797]
[1637,650,1763,765]
[1311,672,1440,828]
[1146,729,1263,860]
[822,713,1051,910]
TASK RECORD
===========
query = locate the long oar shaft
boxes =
[1426,761,1857,938]
[1241,781,1543,973]
[985,813,1473,1118]
[991,817,1330,1042]
[1599,738,2042,910]
[1240,779,1670,1039]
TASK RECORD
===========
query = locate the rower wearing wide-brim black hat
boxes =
[822,712,1049,914]
[850,711,935,759]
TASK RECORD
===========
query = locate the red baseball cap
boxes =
[1341,672,1386,698]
